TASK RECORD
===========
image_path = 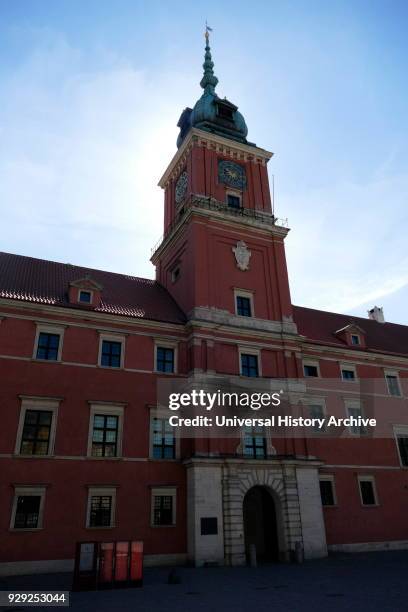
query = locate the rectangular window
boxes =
[319,478,336,506]
[36,332,60,361]
[347,404,366,435]
[152,417,176,459]
[304,363,319,377]
[243,425,267,458]
[341,367,356,381]
[101,340,122,368]
[14,495,41,529]
[358,477,377,506]
[89,495,113,527]
[351,334,360,345]
[20,409,52,455]
[397,436,408,466]
[79,290,92,303]
[309,404,326,432]
[156,347,175,373]
[236,296,252,317]
[91,414,118,457]
[227,194,241,209]
[385,374,401,397]
[241,353,259,377]
[151,489,176,526]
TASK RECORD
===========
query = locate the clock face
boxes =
[218,160,247,190]
[175,171,188,205]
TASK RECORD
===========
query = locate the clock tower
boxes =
[151,30,298,376]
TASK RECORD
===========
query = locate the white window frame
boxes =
[393,425,408,467]
[345,399,366,436]
[234,288,255,318]
[15,396,60,456]
[149,407,180,460]
[302,359,321,378]
[86,486,116,528]
[78,289,93,304]
[33,323,65,362]
[384,370,402,397]
[357,475,378,507]
[10,486,47,530]
[350,333,361,346]
[98,333,126,369]
[151,487,177,527]
[303,397,327,432]
[154,339,178,374]
[238,347,262,377]
[226,189,242,208]
[319,475,337,506]
[87,403,125,458]
[340,363,358,382]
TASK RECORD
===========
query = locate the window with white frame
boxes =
[341,363,357,381]
[358,476,378,506]
[345,400,366,436]
[303,360,320,378]
[319,475,336,506]
[10,486,46,530]
[87,404,124,458]
[98,334,125,369]
[15,397,59,456]
[234,289,254,318]
[385,371,402,397]
[393,426,408,467]
[240,350,260,377]
[243,425,267,458]
[79,290,92,304]
[151,487,176,526]
[155,341,177,374]
[33,324,65,362]
[150,412,177,459]
[86,487,116,528]
[308,402,326,432]
[351,334,361,345]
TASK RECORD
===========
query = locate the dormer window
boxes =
[217,102,234,121]
[351,334,360,345]
[79,290,92,304]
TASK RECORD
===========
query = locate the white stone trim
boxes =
[357,474,379,506]
[98,332,125,369]
[86,486,116,528]
[86,404,124,458]
[188,306,298,334]
[150,487,177,526]
[345,398,365,436]
[15,397,60,456]
[328,540,408,553]
[33,323,65,361]
[10,486,47,530]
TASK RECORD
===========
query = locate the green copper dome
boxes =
[177,33,249,148]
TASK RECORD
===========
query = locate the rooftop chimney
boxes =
[368,306,385,323]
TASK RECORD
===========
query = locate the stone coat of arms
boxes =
[232,240,251,271]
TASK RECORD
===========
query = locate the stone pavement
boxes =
[1,551,408,611]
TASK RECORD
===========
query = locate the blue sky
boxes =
[1,1,407,323]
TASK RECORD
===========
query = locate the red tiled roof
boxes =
[293,305,408,357]
[0,252,186,325]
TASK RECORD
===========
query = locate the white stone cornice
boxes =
[158,128,273,188]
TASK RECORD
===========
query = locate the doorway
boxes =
[243,486,279,562]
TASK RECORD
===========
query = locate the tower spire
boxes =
[200,23,218,94]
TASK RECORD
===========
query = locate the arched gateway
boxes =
[185,458,328,566]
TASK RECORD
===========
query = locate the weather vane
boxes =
[205,20,213,40]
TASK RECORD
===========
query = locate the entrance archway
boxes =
[243,486,279,562]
